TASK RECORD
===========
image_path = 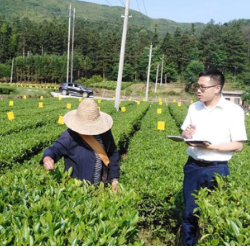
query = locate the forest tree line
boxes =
[1,15,250,84]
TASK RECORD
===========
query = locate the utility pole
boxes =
[70,8,75,83]
[115,0,130,111]
[10,58,14,84]
[145,43,153,101]
[66,4,71,83]
[155,63,159,93]
[160,54,164,86]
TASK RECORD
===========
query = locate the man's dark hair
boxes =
[199,68,225,91]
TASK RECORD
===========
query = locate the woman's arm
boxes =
[107,130,120,181]
[40,129,72,170]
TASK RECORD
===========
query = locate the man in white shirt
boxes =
[181,68,247,246]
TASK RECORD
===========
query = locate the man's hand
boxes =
[187,141,212,148]
[187,141,244,152]
[43,156,55,171]
[182,124,196,139]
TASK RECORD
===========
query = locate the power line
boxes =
[135,0,147,29]
[141,0,148,17]
[135,0,142,15]
[118,0,125,7]
[104,0,113,7]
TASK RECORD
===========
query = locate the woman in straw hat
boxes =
[40,98,119,192]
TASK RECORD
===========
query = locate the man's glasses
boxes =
[196,84,219,92]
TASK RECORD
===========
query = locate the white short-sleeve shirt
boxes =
[181,96,247,161]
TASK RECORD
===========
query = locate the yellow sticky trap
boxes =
[58,96,62,101]
[9,101,14,106]
[46,86,48,89]
[190,100,193,104]
[98,99,101,104]
[159,101,163,106]
[40,96,43,100]
[58,115,64,125]
[38,102,43,108]
[66,103,71,109]
[143,98,146,102]
[79,98,82,102]
[157,121,165,131]
[23,95,27,99]
[173,99,176,103]
[113,97,115,100]
[178,102,182,107]
[137,101,140,105]
[121,107,126,112]
[7,111,14,121]
[98,106,101,111]
[157,108,162,114]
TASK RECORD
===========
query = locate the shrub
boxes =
[0,85,17,95]
[85,75,103,86]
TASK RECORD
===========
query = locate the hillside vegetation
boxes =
[0,0,206,36]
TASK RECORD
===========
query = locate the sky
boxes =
[80,0,250,24]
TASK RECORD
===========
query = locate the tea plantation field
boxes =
[0,97,249,246]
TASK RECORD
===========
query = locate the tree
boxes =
[0,19,11,62]
[242,90,250,105]
[191,47,199,61]
[197,21,247,75]
[1,13,250,84]
[210,50,226,68]
[109,63,134,82]
[137,47,151,81]
[222,22,247,74]
[0,63,10,78]
[163,64,178,82]
[191,23,195,35]
[152,24,159,46]
[184,60,204,92]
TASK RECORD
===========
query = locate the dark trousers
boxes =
[183,157,229,246]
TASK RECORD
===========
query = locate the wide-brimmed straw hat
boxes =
[63,98,113,135]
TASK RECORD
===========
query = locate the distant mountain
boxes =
[0,0,206,36]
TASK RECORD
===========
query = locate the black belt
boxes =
[188,157,227,167]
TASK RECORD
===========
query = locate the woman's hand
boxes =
[43,156,55,170]
[111,179,118,193]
